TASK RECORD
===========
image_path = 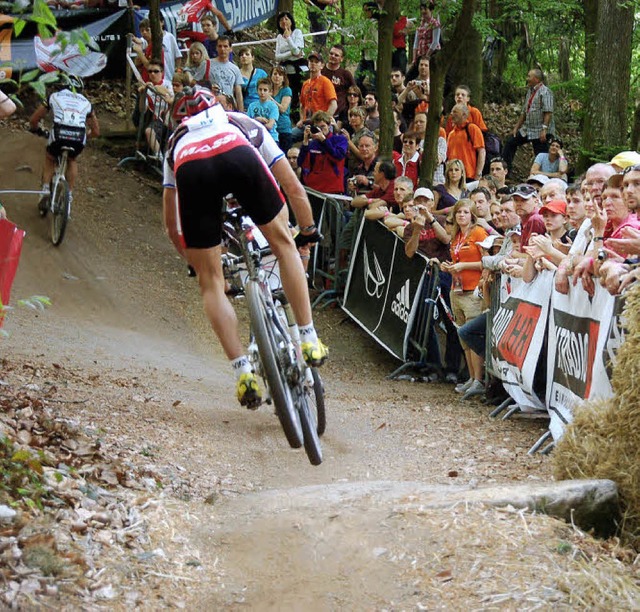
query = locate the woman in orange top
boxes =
[440,199,488,395]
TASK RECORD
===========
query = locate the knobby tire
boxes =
[298,389,323,465]
[50,176,70,246]
[311,368,326,436]
[246,280,303,449]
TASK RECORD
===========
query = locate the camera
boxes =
[414,80,425,87]
[310,125,321,134]
[597,248,607,262]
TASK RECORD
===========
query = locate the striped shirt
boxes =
[519,84,554,139]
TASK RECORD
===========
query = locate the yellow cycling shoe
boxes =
[236,372,262,409]
[301,340,329,367]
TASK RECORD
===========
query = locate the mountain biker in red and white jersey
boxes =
[163,88,327,408]
[29,76,100,209]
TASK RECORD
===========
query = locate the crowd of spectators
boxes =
[125,2,640,402]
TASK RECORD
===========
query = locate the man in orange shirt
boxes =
[298,51,337,124]
[447,104,485,182]
[444,85,487,135]
[293,51,337,142]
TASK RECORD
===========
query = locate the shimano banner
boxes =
[490,271,553,412]
[546,283,616,441]
[342,218,428,360]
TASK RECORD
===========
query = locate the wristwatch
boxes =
[542,124,548,129]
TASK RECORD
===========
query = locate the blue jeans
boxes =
[458,312,487,358]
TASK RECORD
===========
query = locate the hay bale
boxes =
[553,282,640,550]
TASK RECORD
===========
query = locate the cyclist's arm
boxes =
[29,104,48,131]
[271,157,314,230]
[162,186,187,259]
[87,111,100,138]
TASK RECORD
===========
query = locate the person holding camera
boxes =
[298,111,348,194]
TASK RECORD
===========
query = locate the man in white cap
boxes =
[404,186,450,259]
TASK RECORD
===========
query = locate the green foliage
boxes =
[5,0,94,100]
[0,436,48,510]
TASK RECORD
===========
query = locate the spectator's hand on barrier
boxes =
[523,243,546,261]
[572,255,594,287]
[599,260,629,295]
[606,227,640,257]
[554,258,574,294]
[619,267,640,293]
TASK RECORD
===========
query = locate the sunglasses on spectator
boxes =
[148,69,162,73]
[623,164,640,174]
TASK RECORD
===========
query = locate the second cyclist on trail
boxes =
[29,76,100,213]
[162,89,328,408]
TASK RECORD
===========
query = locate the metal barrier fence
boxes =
[388,262,441,379]
[304,189,355,309]
[118,86,170,175]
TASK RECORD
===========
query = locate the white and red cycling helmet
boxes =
[172,87,217,123]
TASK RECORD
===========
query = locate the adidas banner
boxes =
[490,270,553,412]
[342,218,428,360]
[545,282,616,441]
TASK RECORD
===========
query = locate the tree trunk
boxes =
[558,36,571,83]
[447,17,483,107]
[148,0,162,64]
[630,98,640,151]
[583,0,597,82]
[578,0,633,171]
[376,0,398,157]
[419,0,477,186]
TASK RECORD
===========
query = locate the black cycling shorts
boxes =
[175,144,285,249]
[47,124,85,159]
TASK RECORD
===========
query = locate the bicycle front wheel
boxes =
[246,280,303,449]
[50,176,70,246]
[311,368,326,436]
[298,389,323,465]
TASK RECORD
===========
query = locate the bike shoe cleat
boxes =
[302,340,328,367]
[236,372,263,409]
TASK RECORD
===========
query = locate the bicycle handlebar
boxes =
[30,126,50,139]
[294,228,323,248]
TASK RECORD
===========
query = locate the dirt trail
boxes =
[5,122,634,609]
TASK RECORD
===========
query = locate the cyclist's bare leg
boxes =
[66,158,78,190]
[42,152,56,186]
[258,205,312,328]
[186,245,245,360]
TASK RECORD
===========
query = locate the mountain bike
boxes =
[34,127,72,246]
[222,203,326,465]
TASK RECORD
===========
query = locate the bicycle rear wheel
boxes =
[298,390,323,465]
[50,176,70,246]
[311,368,326,436]
[246,280,303,449]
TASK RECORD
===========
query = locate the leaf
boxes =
[13,19,26,37]
[20,69,41,84]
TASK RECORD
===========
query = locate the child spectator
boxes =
[247,79,280,143]
[184,42,214,87]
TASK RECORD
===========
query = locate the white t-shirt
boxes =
[162,31,182,81]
